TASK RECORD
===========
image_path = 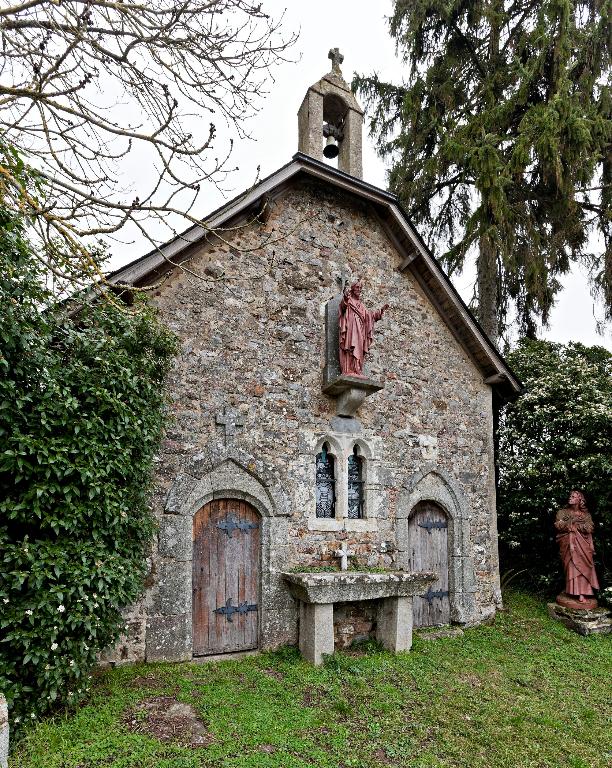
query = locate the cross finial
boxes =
[328,47,344,76]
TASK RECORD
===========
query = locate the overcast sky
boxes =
[112,0,611,350]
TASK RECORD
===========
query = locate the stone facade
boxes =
[101,177,503,664]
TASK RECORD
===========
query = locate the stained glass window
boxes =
[315,443,336,518]
[347,445,364,519]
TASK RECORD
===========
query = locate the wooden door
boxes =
[192,499,260,656]
[408,501,450,627]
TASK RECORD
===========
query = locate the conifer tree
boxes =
[354,0,611,343]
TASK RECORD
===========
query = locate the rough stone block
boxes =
[329,415,362,434]
[299,602,334,665]
[0,694,8,768]
[153,561,192,616]
[99,618,146,666]
[547,603,612,636]
[164,473,198,514]
[158,515,193,560]
[146,614,192,662]
[377,596,413,652]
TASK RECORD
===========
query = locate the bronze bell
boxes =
[323,135,339,159]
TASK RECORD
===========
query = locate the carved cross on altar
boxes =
[215,407,244,444]
[328,47,344,76]
[335,542,352,571]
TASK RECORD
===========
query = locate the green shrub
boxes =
[0,204,177,729]
[498,339,611,591]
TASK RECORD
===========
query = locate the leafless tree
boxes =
[0,0,296,290]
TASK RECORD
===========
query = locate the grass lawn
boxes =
[10,592,612,768]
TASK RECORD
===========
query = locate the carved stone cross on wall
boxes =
[215,407,244,444]
[328,47,344,76]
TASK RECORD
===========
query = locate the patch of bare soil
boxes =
[123,696,213,748]
[302,685,327,708]
[258,744,277,754]
[261,668,284,681]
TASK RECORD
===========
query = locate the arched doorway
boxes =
[408,501,450,627]
[192,499,260,656]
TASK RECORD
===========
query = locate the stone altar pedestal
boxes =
[283,571,436,665]
[547,603,612,636]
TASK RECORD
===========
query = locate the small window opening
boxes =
[316,443,336,518]
[347,445,364,519]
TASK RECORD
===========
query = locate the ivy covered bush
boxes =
[0,204,177,728]
[498,339,611,591]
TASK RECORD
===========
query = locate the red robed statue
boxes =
[338,281,389,377]
[555,490,600,609]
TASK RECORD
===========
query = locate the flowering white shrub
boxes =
[498,340,611,590]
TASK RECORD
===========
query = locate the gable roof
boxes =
[108,152,523,400]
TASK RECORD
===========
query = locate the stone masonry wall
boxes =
[101,179,501,664]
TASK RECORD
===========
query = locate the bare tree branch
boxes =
[0,0,297,293]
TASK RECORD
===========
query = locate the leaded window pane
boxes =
[347,447,364,519]
[316,445,336,518]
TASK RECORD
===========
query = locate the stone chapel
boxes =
[103,50,522,666]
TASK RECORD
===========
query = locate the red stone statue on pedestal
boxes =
[338,281,389,377]
[555,490,600,610]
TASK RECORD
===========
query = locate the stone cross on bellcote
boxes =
[328,47,344,76]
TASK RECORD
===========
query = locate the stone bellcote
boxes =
[298,48,364,179]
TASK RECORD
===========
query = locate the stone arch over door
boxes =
[397,466,477,625]
[148,456,278,662]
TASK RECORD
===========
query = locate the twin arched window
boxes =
[316,443,364,519]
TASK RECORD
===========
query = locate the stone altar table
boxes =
[283,571,436,665]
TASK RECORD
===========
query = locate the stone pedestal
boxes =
[376,596,413,652]
[556,592,598,611]
[547,602,612,636]
[0,694,8,768]
[322,375,384,417]
[283,570,435,665]
[299,603,334,665]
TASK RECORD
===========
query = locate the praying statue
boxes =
[554,490,600,609]
[338,281,389,377]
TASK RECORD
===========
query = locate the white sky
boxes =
[112,0,611,350]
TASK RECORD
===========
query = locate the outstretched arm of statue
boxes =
[372,303,390,322]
